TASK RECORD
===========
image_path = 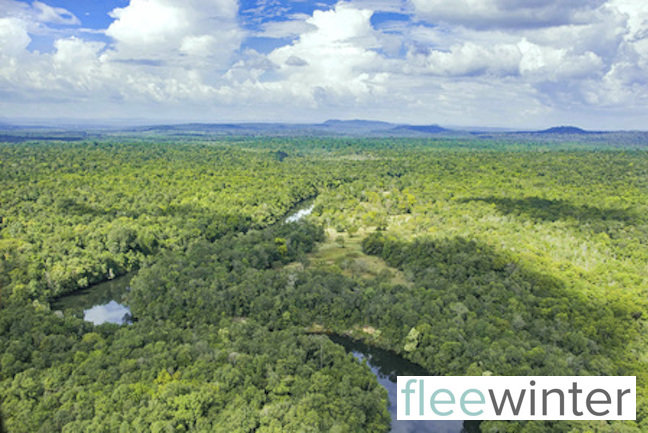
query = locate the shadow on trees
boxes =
[359,233,640,376]
[119,223,644,431]
[0,407,6,433]
[328,334,429,383]
[56,198,300,237]
[130,220,641,379]
[460,196,641,225]
[0,134,86,143]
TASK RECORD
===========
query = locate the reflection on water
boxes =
[53,198,316,326]
[84,300,131,325]
[329,335,478,433]
[52,274,133,325]
[285,201,315,223]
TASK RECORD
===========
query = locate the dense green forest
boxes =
[1,137,646,432]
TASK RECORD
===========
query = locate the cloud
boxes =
[0,0,79,24]
[517,39,605,80]
[0,17,30,57]
[52,38,107,89]
[285,55,308,66]
[408,41,522,76]
[105,0,242,67]
[410,0,607,29]
[408,36,602,81]
[402,0,645,114]
[609,0,648,39]
[255,14,316,39]
[32,1,80,25]
[0,0,241,105]
[106,0,191,48]
[263,3,389,103]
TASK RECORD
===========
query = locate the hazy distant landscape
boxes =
[2,120,648,146]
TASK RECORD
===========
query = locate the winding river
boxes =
[330,335,473,433]
[52,198,317,325]
[51,198,471,431]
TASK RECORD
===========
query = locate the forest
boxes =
[0,136,646,432]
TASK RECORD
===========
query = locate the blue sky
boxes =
[36,0,125,28]
[1,0,647,129]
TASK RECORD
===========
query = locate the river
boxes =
[284,197,315,223]
[329,335,475,433]
[51,198,471,431]
[51,198,316,325]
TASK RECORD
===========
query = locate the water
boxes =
[51,198,473,429]
[329,335,477,433]
[53,198,316,326]
[51,274,133,325]
[285,199,315,223]
[83,300,131,325]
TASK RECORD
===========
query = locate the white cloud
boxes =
[256,14,316,39]
[180,35,217,57]
[0,17,30,56]
[263,3,389,103]
[0,0,241,105]
[52,38,108,90]
[402,0,643,116]
[609,0,648,39]
[32,1,80,25]
[405,30,605,83]
[408,41,521,76]
[0,0,80,40]
[105,0,242,67]
[224,49,276,84]
[106,0,190,48]
[410,0,606,29]
[516,39,605,81]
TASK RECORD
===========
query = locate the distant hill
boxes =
[139,123,245,132]
[322,119,393,129]
[537,126,592,134]
[123,120,454,137]
[5,121,646,145]
[390,124,448,134]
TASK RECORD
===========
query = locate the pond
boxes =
[329,335,478,433]
[51,274,133,325]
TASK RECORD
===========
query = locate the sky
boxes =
[0,0,647,129]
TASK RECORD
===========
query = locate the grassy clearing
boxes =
[307,226,412,287]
